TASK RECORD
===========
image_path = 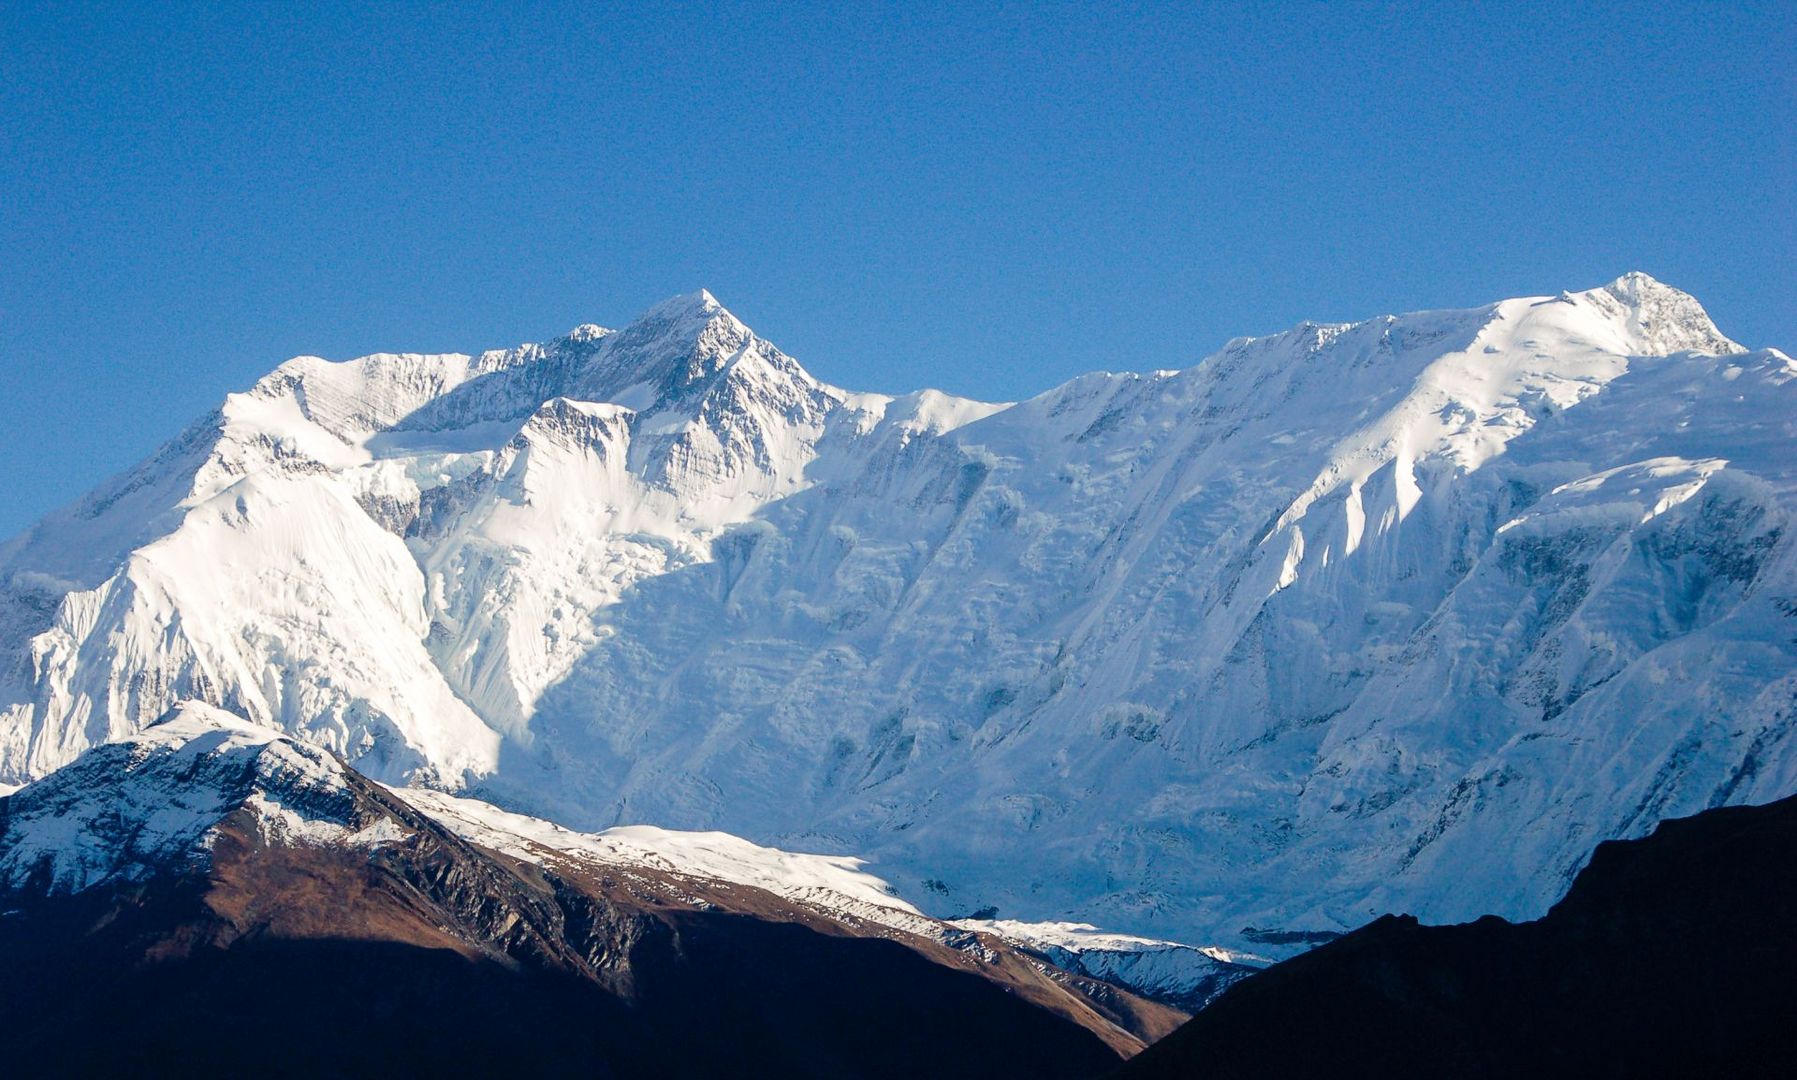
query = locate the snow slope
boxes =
[2,275,1792,952]
[0,702,387,895]
[0,701,1240,1010]
[956,920,1263,1010]
[404,783,1261,1004]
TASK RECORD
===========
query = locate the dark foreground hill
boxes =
[1118,790,1797,1078]
[0,712,1178,1079]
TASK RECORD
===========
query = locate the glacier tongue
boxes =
[2,276,1793,952]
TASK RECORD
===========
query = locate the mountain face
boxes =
[2,276,1793,952]
[1116,789,1797,1079]
[0,703,1191,1077]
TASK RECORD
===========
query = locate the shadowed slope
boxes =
[1118,791,1797,1078]
[0,712,1173,1078]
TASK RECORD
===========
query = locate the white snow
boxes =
[962,919,1263,967]
[2,276,1791,957]
[399,786,922,917]
[0,703,368,894]
[956,919,1267,1005]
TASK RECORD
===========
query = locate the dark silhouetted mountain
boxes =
[1118,791,1797,1078]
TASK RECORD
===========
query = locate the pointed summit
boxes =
[1602,269,1668,295]
[564,291,759,403]
[1576,271,1743,356]
[631,288,738,331]
[610,289,750,356]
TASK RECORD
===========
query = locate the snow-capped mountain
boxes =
[2,275,1792,952]
[0,702,1192,1075]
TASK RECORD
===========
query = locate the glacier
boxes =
[1,274,1792,951]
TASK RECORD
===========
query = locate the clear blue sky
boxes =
[3,2,1792,539]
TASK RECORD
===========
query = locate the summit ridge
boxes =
[1,277,1790,953]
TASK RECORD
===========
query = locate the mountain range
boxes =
[3,273,1792,962]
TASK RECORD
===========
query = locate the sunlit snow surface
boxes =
[0,703,375,895]
[2,276,1794,952]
